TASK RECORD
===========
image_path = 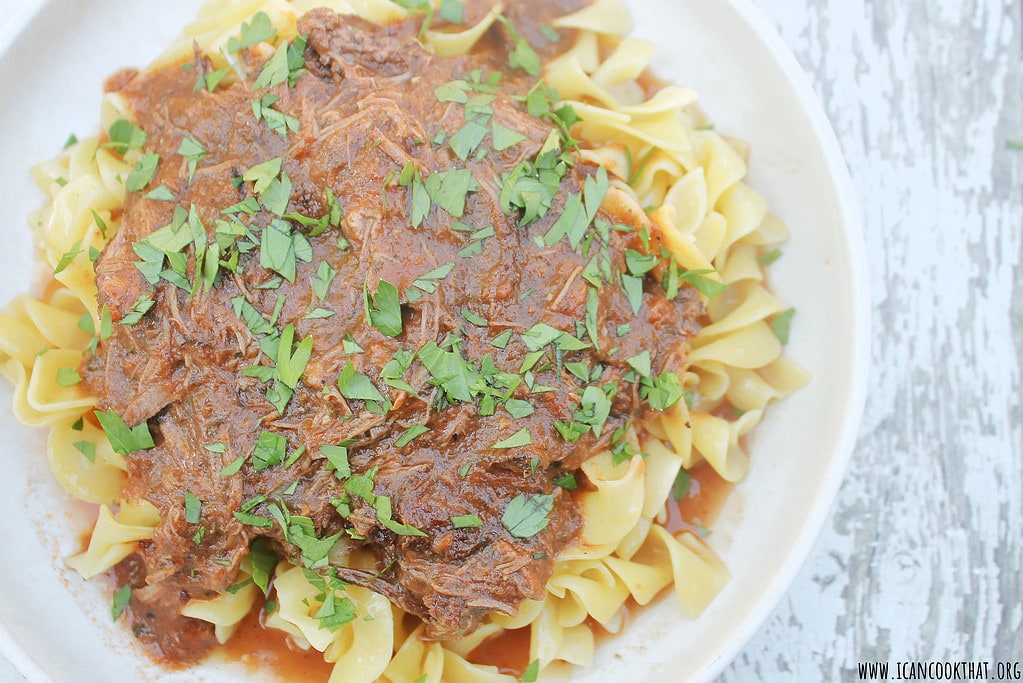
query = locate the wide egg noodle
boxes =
[47,416,126,505]
[264,561,395,682]
[65,501,160,579]
[381,622,513,683]
[181,558,261,644]
[0,0,811,680]
[424,4,504,57]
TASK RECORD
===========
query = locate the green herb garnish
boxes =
[502,494,554,538]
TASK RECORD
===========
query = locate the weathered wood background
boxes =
[0,0,1018,681]
[721,0,1023,680]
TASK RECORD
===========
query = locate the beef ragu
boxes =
[82,0,704,664]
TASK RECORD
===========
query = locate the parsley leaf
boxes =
[228,11,276,52]
[337,361,391,414]
[409,262,454,297]
[319,444,352,478]
[106,120,146,154]
[119,293,155,326]
[184,492,202,524]
[554,472,577,490]
[451,514,483,529]
[771,308,796,344]
[125,151,160,192]
[219,454,246,477]
[680,269,727,299]
[111,584,132,621]
[55,367,81,387]
[450,118,489,161]
[252,431,287,470]
[492,428,532,449]
[627,350,652,377]
[95,410,155,455]
[275,323,313,390]
[243,157,283,193]
[497,16,541,76]
[314,590,357,632]
[502,493,554,538]
[54,240,82,274]
[249,538,277,595]
[260,218,310,282]
[758,248,782,266]
[424,168,479,218]
[177,135,206,182]
[73,440,96,463]
[394,424,430,448]
[313,260,337,300]
[574,385,612,437]
[253,43,290,89]
[364,280,403,337]
[639,370,684,411]
[672,469,692,502]
[491,121,526,152]
[621,274,645,315]
[439,0,464,23]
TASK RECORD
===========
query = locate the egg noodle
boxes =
[0,0,808,680]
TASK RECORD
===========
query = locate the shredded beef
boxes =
[81,2,703,662]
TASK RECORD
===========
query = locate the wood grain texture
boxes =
[722,0,1023,680]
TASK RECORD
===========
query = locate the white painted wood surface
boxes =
[0,1,1017,681]
[722,0,1023,680]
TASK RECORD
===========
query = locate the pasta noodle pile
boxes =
[0,0,807,680]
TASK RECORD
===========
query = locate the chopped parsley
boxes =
[249,538,278,595]
[111,584,132,621]
[176,134,206,182]
[251,430,287,470]
[639,370,684,411]
[680,269,727,299]
[671,469,692,502]
[260,218,311,281]
[119,293,156,326]
[492,428,532,449]
[363,279,403,337]
[502,493,554,538]
[55,367,81,388]
[73,440,96,463]
[394,424,430,448]
[253,93,300,137]
[771,308,796,344]
[253,36,308,90]
[451,514,483,529]
[94,410,154,455]
[125,151,160,192]
[217,456,245,478]
[439,0,464,23]
[105,119,146,154]
[319,445,352,478]
[184,492,202,524]
[407,262,454,302]
[227,11,276,52]
[337,361,391,415]
[758,248,783,266]
[54,241,82,275]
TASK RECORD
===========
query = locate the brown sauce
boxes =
[468,623,533,676]
[218,607,335,682]
[669,463,733,533]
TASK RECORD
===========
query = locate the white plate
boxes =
[0,1,869,681]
